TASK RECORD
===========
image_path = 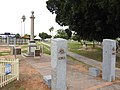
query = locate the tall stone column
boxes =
[26,11,37,57]
[51,38,67,90]
[30,11,35,42]
[102,39,116,82]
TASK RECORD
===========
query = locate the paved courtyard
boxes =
[24,54,120,90]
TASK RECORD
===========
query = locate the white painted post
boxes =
[102,39,116,82]
[51,38,67,90]
[14,38,16,45]
[7,36,9,45]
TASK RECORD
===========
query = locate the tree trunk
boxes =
[80,40,83,45]
[93,40,95,48]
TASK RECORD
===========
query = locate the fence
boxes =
[0,59,19,88]
[0,37,29,45]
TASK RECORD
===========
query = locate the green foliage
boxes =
[65,28,72,39]
[68,41,102,61]
[46,0,120,41]
[54,29,69,39]
[24,34,30,37]
[49,26,54,33]
[72,34,80,41]
[39,32,51,40]
[24,34,30,39]
[15,33,21,38]
[49,26,54,38]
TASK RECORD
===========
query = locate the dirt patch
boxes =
[0,55,15,59]
[73,64,88,73]
[0,46,10,52]
[1,56,50,90]
[18,60,50,90]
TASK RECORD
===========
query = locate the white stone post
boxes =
[51,38,67,90]
[7,36,9,45]
[14,38,16,45]
[102,39,116,82]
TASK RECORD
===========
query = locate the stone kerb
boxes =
[51,38,67,90]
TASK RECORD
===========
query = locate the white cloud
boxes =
[0,0,66,36]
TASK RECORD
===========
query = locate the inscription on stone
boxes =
[58,57,65,60]
[112,47,116,55]
[58,49,65,54]
[102,39,116,82]
[58,48,66,60]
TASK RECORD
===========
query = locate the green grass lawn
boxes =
[0,52,10,56]
[21,45,28,53]
[68,41,120,68]
[36,41,51,55]
[41,41,120,68]
[68,41,102,62]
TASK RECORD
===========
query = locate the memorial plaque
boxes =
[34,49,40,56]
[5,64,11,75]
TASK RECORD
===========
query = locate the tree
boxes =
[23,34,30,39]
[46,0,120,42]
[15,33,20,38]
[21,15,26,36]
[54,29,69,39]
[65,28,72,39]
[49,26,54,38]
[39,32,51,40]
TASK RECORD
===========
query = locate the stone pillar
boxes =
[30,11,35,42]
[25,11,37,57]
[14,38,16,45]
[102,39,116,82]
[7,36,9,45]
[51,38,67,90]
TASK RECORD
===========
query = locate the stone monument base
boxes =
[24,41,37,57]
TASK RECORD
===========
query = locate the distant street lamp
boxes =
[21,15,26,36]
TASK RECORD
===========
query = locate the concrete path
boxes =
[67,52,120,78]
[25,54,120,90]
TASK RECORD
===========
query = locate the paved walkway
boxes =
[41,42,120,78]
[67,52,120,78]
[25,54,120,90]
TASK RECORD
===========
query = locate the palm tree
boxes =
[22,15,26,36]
[49,26,54,38]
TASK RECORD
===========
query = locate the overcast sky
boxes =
[0,0,66,36]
